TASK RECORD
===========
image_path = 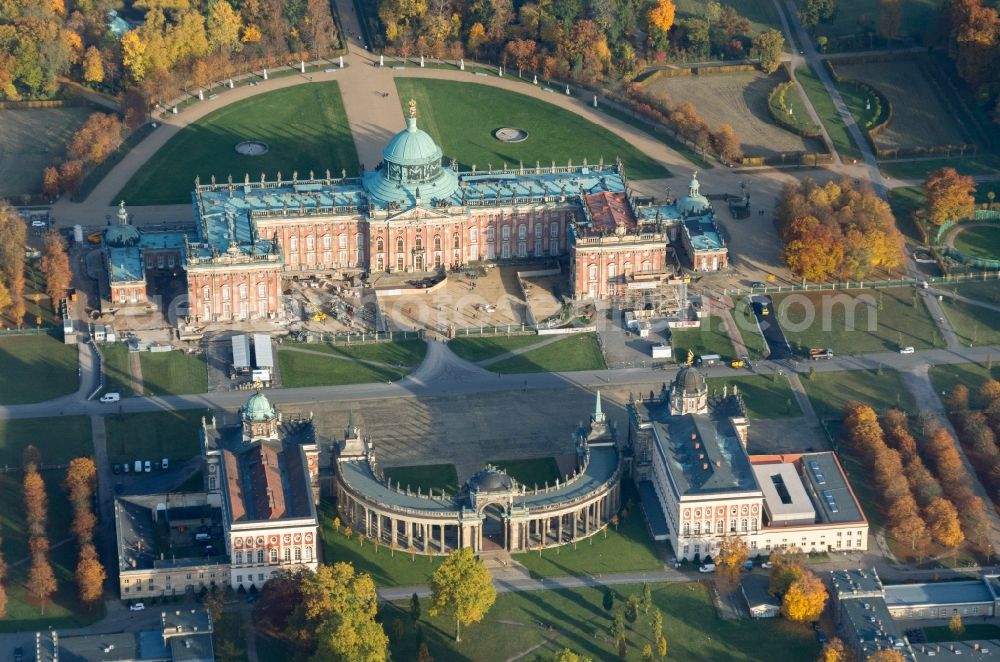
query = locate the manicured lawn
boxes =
[277,349,409,387]
[319,500,443,586]
[796,64,862,160]
[117,82,357,205]
[0,470,104,632]
[139,351,208,395]
[447,334,542,362]
[802,369,916,420]
[489,457,561,488]
[0,416,92,467]
[490,333,606,373]
[105,410,207,465]
[102,344,133,397]
[383,463,459,494]
[837,450,885,534]
[799,0,941,45]
[953,225,1000,260]
[386,581,819,662]
[281,339,427,367]
[881,154,1000,180]
[394,79,670,181]
[924,623,1000,642]
[929,363,1000,407]
[940,280,1000,306]
[0,334,78,404]
[772,288,941,355]
[675,0,782,34]
[514,482,665,578]
[706,375,802,419]
[669,315,734,362]
[940,298,1000,346]
[598,104,713,170]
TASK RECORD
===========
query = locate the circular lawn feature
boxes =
[235,140,269,156]
[494,127,529,143]
[953,225,1000,260]
[117,82,358,206]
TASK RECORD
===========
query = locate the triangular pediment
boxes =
[386,205,451,222]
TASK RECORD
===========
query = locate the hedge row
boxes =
[692,63,757,75]
[825,61,892,148]
[767,79,823,139]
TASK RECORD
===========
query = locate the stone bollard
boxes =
[420,55,425,67]
[459,58,465,71]
[379,54,384,67]
[172,106,178,114]
[593,95,598,108]
[198,89,204,100]
[339,55,344,68]
[533,75,538,85]
[565,84,570,95]
[228,78,234,89]
[263,68,268,80]
[300,60,306,73]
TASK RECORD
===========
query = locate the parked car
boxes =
[761,561,773,569]
[698,563,716,573]
[100,392,121,403]
[112,464,120,475]
[144,461,151,473]
[129,602,145,611]
[14,647,23,662]
[123,463,129,473]
[161,458,169,470]
[899,346,915,354]
[750,281,766,289]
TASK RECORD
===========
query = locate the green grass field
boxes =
[105,410,207,465]
[0,416,91,467]
[382,463,459,494]
[929,363,1000,406]
[117,83,357,205]
[0,334,78,404]
[0,470,104,632]
[881,154,1000,179]
[0,106,92,198]
[277,348,410,387]
[669,316,735,362]
[796,64,862,160]
[800,0,943,45]
[939,298,1000,346]
[953,225,1000,260]
[101,344,133,397]
[924,623,1000,642]
[772,288,941,355]
[939,281,1000,306]
[706,375,802,419]
[394,79,670,181]
[385,581,818,661]
[803,369,916,419]
[319,500,443,586]
[281,339,427,367]
[489,457,561,488]
[448,334,543,363]
[490,333,606,373]
[139,351,208,395]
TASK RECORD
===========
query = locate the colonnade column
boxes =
[439,523,445,553]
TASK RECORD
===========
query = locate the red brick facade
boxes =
[186,267,283,323]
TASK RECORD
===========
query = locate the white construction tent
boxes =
[232,335,250,372]
[253,333,274,369]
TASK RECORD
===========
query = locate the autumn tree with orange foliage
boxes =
[67,113,124,169]
[922,168,976,226]
[776,178,904,281]
[23,464,48,538]
[926,497,965,549]
[64,457,105,604]
[715,535,749,584]
[0,203,27,327]
[710,124,742,164]
[41,232,71,312]
[75,543,105,607]
[818,637,847,662]
[648,0,676,49]
[780,570,827,622]
[866,650,905,662]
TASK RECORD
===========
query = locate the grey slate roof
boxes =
[884,580,997,607]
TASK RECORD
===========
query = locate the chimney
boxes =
[694,442,701,449]
[715,460,721,467]
[702,463,709,471]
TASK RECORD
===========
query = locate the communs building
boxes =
[628,366,869,562]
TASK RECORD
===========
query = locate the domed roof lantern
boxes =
[103,200,141,247]
[242,388,276,422]
[676,171,711,216]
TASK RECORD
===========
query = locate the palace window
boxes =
[339,234,347,249]
[295,548,302,561]
[730,519,736,532]
[535,224,542,238]
[716,520,723,534]
[239,284,247,301]
[682,523,690,536]
[502,226,510,241]
[694,522,701,535]
[289,237,298,252]
[741,519,748,532]
[588,265,597,281]
[284,549,291,562]
[257,283,266,299]
[221,286,230,302]
[434,236,441,251]
[396,238,404,252]
[306,235,315,251]
[415,237,423,250]
[356,234,363,251]
[305,547,313,561]
[470,228,478,243]
[550,222,558,236]
[377,238,384,252]
[235,551,243,564]
[518,224,526,240]
[608,264,616,279]
[751,518,757,531]
[257,550,264,563]
[486,226,494,242]
[453,234,460,249]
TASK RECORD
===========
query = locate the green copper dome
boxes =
[676,172,710,216]
[243,391,275,421]
[105,201,140,247]
[382,99,443,168]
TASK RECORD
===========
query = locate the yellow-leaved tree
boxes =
[121,31,147,82]
[647,0,676,33]
[780,569,828,622]
[429,547,496,642]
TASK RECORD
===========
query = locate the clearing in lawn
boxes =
[513,481,665,578]
[319,500,443,586]
[384,581,819,661]
[952,225,1000,260]
[489,332,606,373]
[382,463,459,494]
[669,315,735,361]
[393,79,670,181]
[277,346,411,387]
[0,470,104,632]
[0,333,78,405]
[939,298,1000,346]
[771,288,940,355]
[803,368,916,420]
[138,350,208,396]
[642,72,820,158]
[117,83,357,205]
[105,410,207,465]
[488,457,561,488]
[928,363,1000,406]
[447,334,541,363]
[0,107,92,198]
[836,61,967,152]
[706,375,802,419]
[0,416,92,467]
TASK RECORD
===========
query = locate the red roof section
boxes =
[583,192,635,233]
[247,444,287,520]
[222,450,246,521]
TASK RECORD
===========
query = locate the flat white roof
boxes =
[232,334,250,370]
[752,462,815,525]
[253,333,273,368]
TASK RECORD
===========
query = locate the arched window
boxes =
[716,520,723,534]
[284,548,291,562]
[741,519,748,532]
[588,265,597,280]
[415,237,423,250]
[339,234,347,249]
[294,548,302,561]
[322,235,331,251]
[453,234,460,249]
[486,226,495,242]
[235,551,243,564]
[305,546,313,561]
[751,518,758,531]
[257,550,264,563]
[270,549,277,563]
[694,522,701,535]
[608,264,616,279]
[550,222,559,236]
[434,236,441,251]
[377,238,384,252]
[683,522,690,536]
[730,519,737,532]
[396,238,404,252]
[289,236,298,252]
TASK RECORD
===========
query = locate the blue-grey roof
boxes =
[800,452,865,524]
[741,573,780,607]
[383,116,443,166]
[884,580,996,607]
[652,413,760,497]
[107,246,144,283]
[840,597,907,657]
[684,215,724,252]
[139,230,188,251]
[637,480,670,539]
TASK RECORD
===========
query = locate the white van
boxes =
[100,392,121,403]
[161,458,169,470]
[134,460,142,473]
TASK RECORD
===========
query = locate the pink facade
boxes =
[186,268,283,323]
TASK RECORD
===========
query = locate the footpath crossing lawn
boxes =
[489,333,606,373]
[139,351,208,395]
[928,363,1000,407]
[939,298,1000,346]
[282,339,427,367]
[385,581,818,661]
[448,334,542,363]
[0,334,78,404]
[394,78,670,181]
